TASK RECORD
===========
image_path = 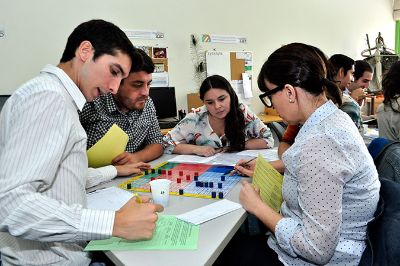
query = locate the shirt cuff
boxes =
[97,165,118,179]
[275,217,300,257]
[86,166,117,189]
[79,208,115,240]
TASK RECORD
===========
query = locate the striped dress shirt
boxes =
[0,65,115,265]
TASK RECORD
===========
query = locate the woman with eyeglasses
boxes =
[162,75,274,156]
[217,43,380,265]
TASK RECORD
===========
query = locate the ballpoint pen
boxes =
[229,157,256,176]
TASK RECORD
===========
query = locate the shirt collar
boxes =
[40,64,86,111]
[299,100,337,135]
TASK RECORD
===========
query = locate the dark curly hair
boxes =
[199,75,245,151]
[382,61,400,113]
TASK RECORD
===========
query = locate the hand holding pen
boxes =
[230,157,257,177]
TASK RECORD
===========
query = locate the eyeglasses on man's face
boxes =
[258,85,285,107]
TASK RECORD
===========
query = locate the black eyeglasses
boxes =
[258,85,285,107]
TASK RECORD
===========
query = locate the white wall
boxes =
[0,0,395,113]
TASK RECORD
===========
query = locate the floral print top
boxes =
[162,103,274,154]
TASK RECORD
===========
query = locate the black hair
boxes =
[382,61,400,113]
[258,43,341,106]
[130,48,155,74]
[327,54,355,81]
[354,60,373,80]
[199,75,245,152]
[60,19,135,63]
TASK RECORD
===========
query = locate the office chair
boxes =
[268,122,286,142]
[358,178,400,266]
[368,138,400,183]
[0,95,11,112]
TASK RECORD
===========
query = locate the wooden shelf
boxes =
[160,128,171,135]
[257,112,283,123]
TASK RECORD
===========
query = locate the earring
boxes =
[289,99,294,103]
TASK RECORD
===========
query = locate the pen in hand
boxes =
[229,157,256,176]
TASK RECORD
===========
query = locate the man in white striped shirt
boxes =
[0,19,163,265]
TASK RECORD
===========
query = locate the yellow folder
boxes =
[252,154,284,212]
[87,124,128,168]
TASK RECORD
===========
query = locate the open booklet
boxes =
[86,124,128,168]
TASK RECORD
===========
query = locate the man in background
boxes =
[0,19,163,265]
[348,60,374,105]
[80,48,163,165]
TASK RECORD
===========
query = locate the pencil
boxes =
[132,193,142,203]
[229,157,256,176]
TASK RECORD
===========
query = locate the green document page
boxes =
[252,154,284,212]
[84,215,199,251]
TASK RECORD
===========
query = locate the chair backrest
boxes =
[368,138,400,183]
[0,95,11,112]
[268,122,285,142]
[359,178,400,266]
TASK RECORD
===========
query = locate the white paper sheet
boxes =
[168,149,278,165]
[176,199,243,225]
[242,73,253,98]
[87,186,133,211]
[151,72,169,87]
[167,154,219,164]
[168,153,253,166]
[236,148,279,162]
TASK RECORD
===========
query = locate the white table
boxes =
[90,154,247,266]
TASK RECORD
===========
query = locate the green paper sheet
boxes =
[252,154,284,212]
[84,215,199,251]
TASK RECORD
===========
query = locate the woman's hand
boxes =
[239,180,264,214]
[194,146,221,157]
[233,159,256,177]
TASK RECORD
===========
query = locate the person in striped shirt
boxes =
[0,19,163,265]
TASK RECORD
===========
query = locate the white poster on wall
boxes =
[205,51,231,81]
[231,80,252,105]
[151,72,169,87]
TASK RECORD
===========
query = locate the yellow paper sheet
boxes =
[252,154,284,212]
[87,124,128,168]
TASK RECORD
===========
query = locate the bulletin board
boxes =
[137,46,169,87]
